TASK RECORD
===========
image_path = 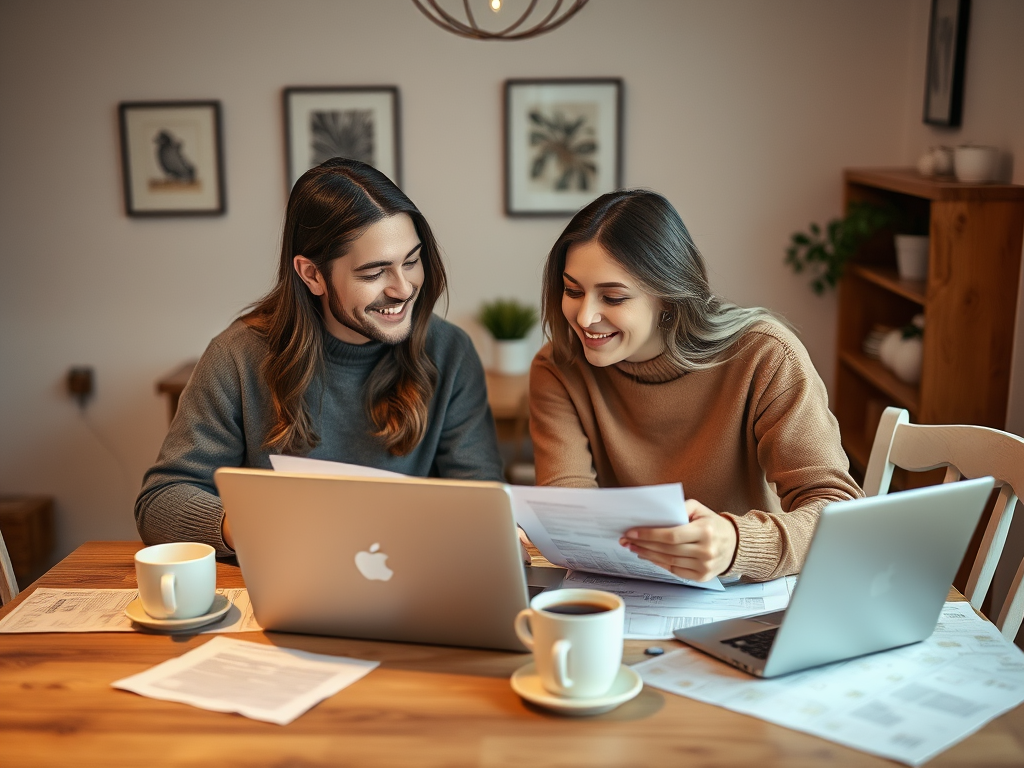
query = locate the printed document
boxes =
[509,484,723,590]
[112,636,378,725]
[634,602,1024,765]
[563,571,790,639]
[0,588,262,633]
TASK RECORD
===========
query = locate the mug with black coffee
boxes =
[513,588,624,699]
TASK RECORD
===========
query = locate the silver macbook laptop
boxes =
[674,477,995,678]
[214,468,563,652]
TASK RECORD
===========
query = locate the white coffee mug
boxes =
[135,542,216,620]
[514,588,624,699]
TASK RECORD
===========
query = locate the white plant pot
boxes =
[894,235,929,281]
[492,338,532,375]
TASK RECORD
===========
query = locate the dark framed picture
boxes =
[505,78,623,217]
[284,86,401,191]
[118,101,226,217]
[923,0,970,127]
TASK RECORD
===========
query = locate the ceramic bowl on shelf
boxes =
[954,146,1000,183]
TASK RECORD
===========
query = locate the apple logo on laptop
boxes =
[870,563,895,598]
[355,542,394,581]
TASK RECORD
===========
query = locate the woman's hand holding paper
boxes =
[620,499,738,582]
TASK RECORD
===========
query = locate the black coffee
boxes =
[543,602,610,615]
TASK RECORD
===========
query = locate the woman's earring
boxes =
[659,310,673,329]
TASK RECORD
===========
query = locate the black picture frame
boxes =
[504,78,623,217]
[923,0,970,127]
[284,86,402,192]
[118,101,226,217]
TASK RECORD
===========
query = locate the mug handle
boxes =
[513,609,535,651]
[160,573,177,614]
[551,639,573,690]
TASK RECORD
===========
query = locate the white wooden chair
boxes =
[0,527,18,606]
[863,406,1024,640]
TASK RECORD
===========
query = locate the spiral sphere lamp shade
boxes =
[411,0,589,41]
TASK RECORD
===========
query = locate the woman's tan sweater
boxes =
[529,322,863,581]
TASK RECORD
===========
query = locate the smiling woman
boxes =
[530,189,862,584]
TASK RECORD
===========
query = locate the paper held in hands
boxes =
[508,484,723,591]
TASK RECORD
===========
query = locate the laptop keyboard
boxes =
[721,627,778,660]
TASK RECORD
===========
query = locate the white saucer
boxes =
[510,662,643,716]
[125,594,232,632]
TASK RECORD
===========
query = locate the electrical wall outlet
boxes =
[67,366,94,407]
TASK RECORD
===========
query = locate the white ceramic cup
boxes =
[894,234,929,281]
[135,542,216,620]
[954,146,1000,183]
[514,588,624,699]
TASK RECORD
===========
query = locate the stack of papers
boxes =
[634,602,1024,765]
[562,571,795,640]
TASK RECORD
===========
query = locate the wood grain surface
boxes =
[1,542,1022,768]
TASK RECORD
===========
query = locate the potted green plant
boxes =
[478,298,539,375]
[785,201,897,294]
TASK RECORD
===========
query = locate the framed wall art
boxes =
[284,86,401,191]
[118,101,226,217]
[923,0,971,127]
[505,78,622,217]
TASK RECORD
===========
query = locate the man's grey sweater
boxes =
[135,316,504,556]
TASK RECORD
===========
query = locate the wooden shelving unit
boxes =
[835,168,1024,477]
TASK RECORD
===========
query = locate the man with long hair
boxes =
[136,158,503,554]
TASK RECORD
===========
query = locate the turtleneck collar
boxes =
[613,353,685,384]
[320,324,390,368]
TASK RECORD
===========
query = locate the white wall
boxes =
[896,0,1024,637]
[0,0,966,566]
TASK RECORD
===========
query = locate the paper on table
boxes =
[634,602,1024,766]
[270,454,406,479]
[0,588,262,633]
[562,571,789,639]
[112,636,379,725]
[509,484,723,590]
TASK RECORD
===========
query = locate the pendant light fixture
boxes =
[411,0,589,41]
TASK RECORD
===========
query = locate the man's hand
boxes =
[619,499,738,581]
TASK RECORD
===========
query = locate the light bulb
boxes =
[490,0,501,11]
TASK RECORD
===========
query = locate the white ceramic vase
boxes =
[492,338,532,375]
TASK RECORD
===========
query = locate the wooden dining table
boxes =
[2,541,1022,767]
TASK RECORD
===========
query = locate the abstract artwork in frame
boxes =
[505,78,622,217]
[118,101,226,216]
[923,0,970,127]
[284,87,401,191]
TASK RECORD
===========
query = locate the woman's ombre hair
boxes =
[542,189,782,370]
[242,157,447,456]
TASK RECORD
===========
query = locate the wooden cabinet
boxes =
[835,168,1024,475]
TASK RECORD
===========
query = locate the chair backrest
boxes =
[0,527,19,606]
[864,406,1024,641]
